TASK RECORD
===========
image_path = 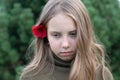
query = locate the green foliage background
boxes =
[0,0,120,80]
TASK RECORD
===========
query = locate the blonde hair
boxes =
[20,0,106,80]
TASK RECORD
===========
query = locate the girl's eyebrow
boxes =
[49,29,76,32]
[69,30,77,32]
[49,31,61,33]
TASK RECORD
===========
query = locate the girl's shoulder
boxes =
[20,74,54,80]
[20,68,54,80]
[96,65,114,80]
[104,67,114,80]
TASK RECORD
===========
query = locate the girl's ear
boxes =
[47,42,50,46]
[44,37,49,45]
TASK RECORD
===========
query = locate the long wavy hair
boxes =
[20,0,106,80]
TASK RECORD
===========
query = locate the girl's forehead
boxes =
[47,13,76,31]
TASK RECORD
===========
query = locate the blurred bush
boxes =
[0,3,34,80]
[83,0,120,80]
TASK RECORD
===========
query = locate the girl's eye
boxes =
[52,33,61,38]
[70,31,77,37]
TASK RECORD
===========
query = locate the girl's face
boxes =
[47,13,77,61]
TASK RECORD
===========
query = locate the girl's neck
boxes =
[53,54,73,68]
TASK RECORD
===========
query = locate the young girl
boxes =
[20,0,114,80]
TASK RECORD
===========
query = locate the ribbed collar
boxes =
[53,54,73,68]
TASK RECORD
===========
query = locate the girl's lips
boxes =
[60,51,72,56]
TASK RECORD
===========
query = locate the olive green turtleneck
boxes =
[20,55,113,80]
[52,54,72,80]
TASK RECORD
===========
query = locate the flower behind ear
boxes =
[32,23,47,38]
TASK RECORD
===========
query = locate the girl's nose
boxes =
[62,38,70,49]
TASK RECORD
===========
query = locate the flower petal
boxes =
[32,24,47,38]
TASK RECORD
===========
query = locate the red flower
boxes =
[32,24,47,38]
